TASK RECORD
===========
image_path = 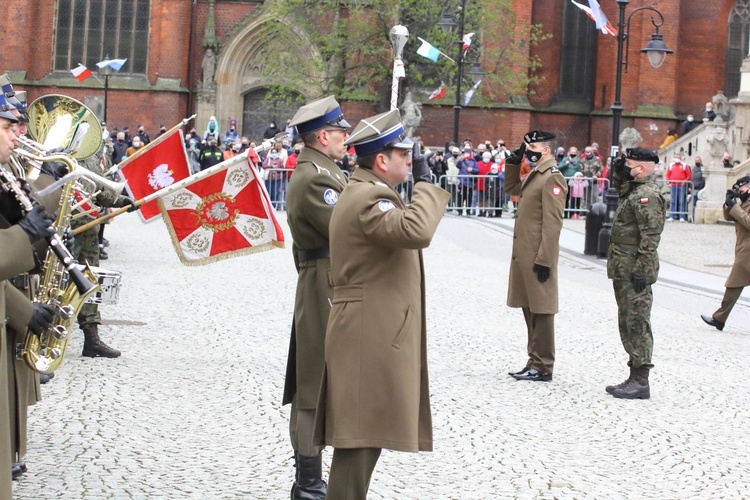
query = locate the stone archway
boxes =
[207,13,324,142]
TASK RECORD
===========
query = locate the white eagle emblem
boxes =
[324,189,339,205]
[148,164,175,189]
[207,202,230,221]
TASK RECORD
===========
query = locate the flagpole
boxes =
[72,137,277,235]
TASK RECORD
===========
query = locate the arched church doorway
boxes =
[242,89,304,142]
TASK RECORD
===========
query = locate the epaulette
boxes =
[550,167,560,174]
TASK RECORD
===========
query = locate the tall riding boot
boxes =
[605,366,634,395]
[612,367,650,399]
[290,452,299,499]
[82,325,121,358]
[293,453,327,500]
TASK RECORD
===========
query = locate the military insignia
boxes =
[324,189,339,205]
[378,200,396,212]
[551,167,560,173]
[552,186,562,196]
[375,181,387,187]
[639,197,650,204]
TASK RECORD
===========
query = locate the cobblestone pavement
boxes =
[13,211,750,499]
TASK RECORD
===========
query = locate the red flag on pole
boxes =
[118,130,191,222]
[428,84,447,101]
[158,156,285,266]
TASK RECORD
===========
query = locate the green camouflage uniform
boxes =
[607,172,665,369]
[72,150,129,328]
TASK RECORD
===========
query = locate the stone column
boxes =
[696,122,730,223]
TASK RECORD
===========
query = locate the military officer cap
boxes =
[735,176,750,188]
[0,93,18,123]
[0,73,22,109]
[524,129,556,144]
[14,91,28,123]
[625,147,659,163]
[344,109,414,156]
[290,95,351,135]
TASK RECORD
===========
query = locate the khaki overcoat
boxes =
[314,168,449,452]
[724,199,750,288]
[282,147,347,409]
[504,157,567,314]
[1,226,36,498]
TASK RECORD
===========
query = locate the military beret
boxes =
[524,129,556,144]
[290,95,351,135]
[345,109,413,156]
[735,176,750,188]
[625,147,659,163]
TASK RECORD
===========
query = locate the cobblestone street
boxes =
[13,211,750,499]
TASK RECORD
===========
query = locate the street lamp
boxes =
[439,0,483,146]
[610,0,673,153]
[99,54,114,123]
[389,25,410,111]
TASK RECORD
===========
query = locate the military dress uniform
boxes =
[606,147,665,399]
[702,176,750,331]
[282,96,350,498]
[504,131,567,380]
[314,110,450,499]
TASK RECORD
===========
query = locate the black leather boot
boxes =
[293,453,327,500]
[612,367,650,399]
[82,325,121,358]
[290,452,299,499]
[606,367,634,395]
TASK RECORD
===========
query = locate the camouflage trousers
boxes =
[73,227,100,328]
[612,279,654,369]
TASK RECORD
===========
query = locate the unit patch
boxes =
[378,200,396,212]
[552,186,562,196]
[324,189,339,205]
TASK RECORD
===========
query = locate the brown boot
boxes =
[606,367,634,395]
[82,325,121,358]
[612,367,650,399]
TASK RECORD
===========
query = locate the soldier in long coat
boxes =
[606,148,665,400]
[315,110,450,499]
[702,175,750,331]
[282,96,350,498]
[504,130,567,382]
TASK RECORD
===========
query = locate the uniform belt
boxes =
[610,235,639,245]
[297,247,330,262]
[10,273,30,290]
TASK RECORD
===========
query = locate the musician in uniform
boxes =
[282,95,350,498]
[504,130,567,382]
[0,93,55,494]
[313,110,449,498]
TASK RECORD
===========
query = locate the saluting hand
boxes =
[506,143,527,165]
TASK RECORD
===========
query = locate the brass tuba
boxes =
[18,95,103,374]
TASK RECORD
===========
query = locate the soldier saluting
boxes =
[606,147,665,400]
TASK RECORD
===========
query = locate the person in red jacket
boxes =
[476,151,493,216]
[666,152,692,221]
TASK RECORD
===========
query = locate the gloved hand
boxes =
[533,264,550,283]
[28,303,55,335]
[0,189,24,224]
[506,143,527,165]
[40,161,69,180]
[725,189,738,209]
[411,143,434,184]
[18,206,55,243]
[631,274,647,293]
[62,227,75,253]
[121,197,140,212]
[612,154,626,176]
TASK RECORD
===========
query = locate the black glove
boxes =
[725,189,738,209]
[62,227,75,253]
[40,161,69,180]
[0,189,24,224]
[612,154,626,176]
[28,303,55,335]
[533,264,550,283]
[121,197,140,212]
[411,143,434,184]
[506,143,527,165]
[18,206,55,243]
[631,274,647,293]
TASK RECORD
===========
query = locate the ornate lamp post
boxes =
[98,55,114,123]
[439,1,484,146]
[610,0,673,154]
[389,25,410,111]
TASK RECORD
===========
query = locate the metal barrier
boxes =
[437,175,507,216]
[260,167,352,211]
[656,179,694,222]
[564,176,610,219]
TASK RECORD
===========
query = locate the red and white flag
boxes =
[70,63,93,82]
[462,33,475,53]
[428,83,447,101]
[118,130,191,222]
[571,0,617,36]
[158,157,285,266]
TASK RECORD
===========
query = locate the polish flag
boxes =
[571,0,617,36]
[428,84,447,101]
[159,156,285,266]
[462,33,475,53]
[118,130,191,222]
[70,64,92,82]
